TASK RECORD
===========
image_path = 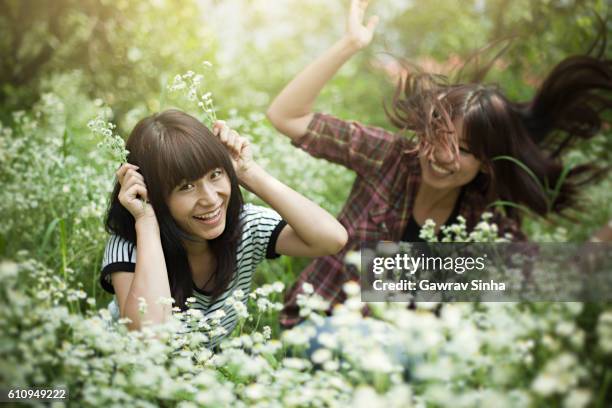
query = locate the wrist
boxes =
[339,35,366,54]
[135,214,159,232]
[239,163,267,191]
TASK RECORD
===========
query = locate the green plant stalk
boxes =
[549,163,573,212]
[92,250,102,302]
[59,218,68,282]
[61,128,69,160]
[487,200,536,217]
[493,155,550,209]
[58,218,73,314]
[597,367,611,408]
[39,218,61,258]
[254,313,261,333]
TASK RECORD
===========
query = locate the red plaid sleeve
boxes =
[291,112,398,178]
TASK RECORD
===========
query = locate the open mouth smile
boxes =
[429,160,454,176]
[192,206,222,225]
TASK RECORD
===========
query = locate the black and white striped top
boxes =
[100,203,286,341]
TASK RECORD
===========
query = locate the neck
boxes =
[173,223,211,256]
[415,182,462,211]
[182,239,210,257]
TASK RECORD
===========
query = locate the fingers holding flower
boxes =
[212,120,255,180]
[116,163,155,220]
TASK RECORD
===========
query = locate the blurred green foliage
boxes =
[0,0,218,125]
[0,0,610,298]
[0,3,611,404]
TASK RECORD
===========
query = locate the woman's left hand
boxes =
[213,120,256,180]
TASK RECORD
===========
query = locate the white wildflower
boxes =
[343,280,360,297]
[311,348,332,364]
[302,282,314,294]
[137,297,148,315]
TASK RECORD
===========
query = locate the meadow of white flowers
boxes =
[1,75,612,408]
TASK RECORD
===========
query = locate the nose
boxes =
[429,147,460,173]
[432,145,457,167]
[196,181,218,207]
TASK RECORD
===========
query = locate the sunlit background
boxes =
[1,1,611,406]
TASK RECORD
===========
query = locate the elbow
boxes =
[126,318,166,333]
[124,316,142,331]
[122,310,167,332]
[266,107,310,141]
[123,312,143,332]
[323,226,348,255]
[265,106,282,131]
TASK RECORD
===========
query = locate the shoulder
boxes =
[305,112,398,145]
[100,233,136,294]
[102,233,137,267]
[237,204,286,259]
[319,112,396,136]
[240,203,282,230]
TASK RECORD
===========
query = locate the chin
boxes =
[420,167,453,188]
[419,158,470,190]
[198,221,227,241]
[423,177,454,190]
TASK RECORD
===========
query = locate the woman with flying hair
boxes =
[266,0,612,328]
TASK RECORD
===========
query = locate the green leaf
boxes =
[493,155,550,209]
[487,200,536,217]
[493,155,547,193]
[39,217,62,257]
[549,163,574,211]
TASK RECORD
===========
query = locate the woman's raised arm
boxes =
[214,122,348,257]
[266,0,378,140]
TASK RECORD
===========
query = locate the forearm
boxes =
[124,217,172,330]
[267,37,362,127]
[242,164,346,253]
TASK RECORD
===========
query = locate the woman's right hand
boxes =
[346,0,379,50]
[116,163,155,221]
[267,0,378,140]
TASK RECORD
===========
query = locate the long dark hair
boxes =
[385,36,611,220]
[105,109,244,309]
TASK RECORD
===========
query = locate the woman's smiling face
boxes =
[418,118,484,191]
[166,167,231,241]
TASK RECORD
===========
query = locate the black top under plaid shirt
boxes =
[100,203,287,340]
[280,112,526,328]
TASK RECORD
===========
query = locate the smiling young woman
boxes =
[266,0,612,327]
[100,109,347,338]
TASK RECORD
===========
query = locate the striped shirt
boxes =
[100,203,286,341]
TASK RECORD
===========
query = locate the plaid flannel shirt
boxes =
[280,112,525,328]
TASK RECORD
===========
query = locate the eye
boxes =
[209,168,224,180]
[459,146,472,155]
[179,182,195,191]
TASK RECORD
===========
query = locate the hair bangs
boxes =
[156,126,230,196]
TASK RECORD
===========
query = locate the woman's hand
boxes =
[213,120,256,181]
[266,0,378,140]
[346,0,379,49]
[116,163,155,221]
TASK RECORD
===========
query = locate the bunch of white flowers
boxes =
[88,116,129,165]
[168,61,217,128]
